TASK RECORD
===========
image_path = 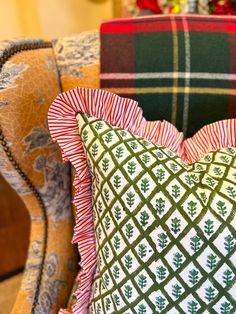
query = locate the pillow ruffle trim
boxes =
[48,87,236,314]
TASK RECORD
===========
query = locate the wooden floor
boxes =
[0,273,23,314]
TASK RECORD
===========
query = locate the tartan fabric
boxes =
[100,15,236,137]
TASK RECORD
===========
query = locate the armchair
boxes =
[1,14,236,314]
[0,33,99,313]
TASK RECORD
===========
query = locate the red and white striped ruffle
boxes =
[48,87,236,313]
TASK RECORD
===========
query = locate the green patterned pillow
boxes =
[76,113,236,314]
[48,87,236,314]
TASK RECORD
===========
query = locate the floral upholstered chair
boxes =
[0,33,99,313]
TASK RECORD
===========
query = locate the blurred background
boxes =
[0,0,138,41]
[0,0,113,40]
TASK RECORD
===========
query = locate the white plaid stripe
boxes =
[101,72,236,81]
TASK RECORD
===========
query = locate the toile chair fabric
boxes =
[0,33,99,313]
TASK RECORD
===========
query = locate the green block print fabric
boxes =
[76,113,236,314]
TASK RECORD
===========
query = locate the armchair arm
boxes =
[0,38,78,313]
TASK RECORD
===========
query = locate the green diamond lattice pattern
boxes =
[76,114,236,314]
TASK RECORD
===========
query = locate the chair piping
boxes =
[0,40,52,314]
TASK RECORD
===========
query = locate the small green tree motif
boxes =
[114,206,121,220]
[155,197,165,215]
[138,244,147,258]
[205,177,215,188]
[171,217,181,234]
[170,163,178,172]
[82,130,88,143]
[138,304,147,314]
[220,155,230,163]
[204,155,212,162]
[112,265,120,279]
[104,245,109,259]
[113,235,120,250]
[156,266,167,280]
[138,274,147,288]
[126,192,135,207]
[102,158,109,172]
[155,296,166,311]
[158,233,168,249]
[213,167,223,176]
[120,130,127,137]
[103,273,110,286]
[130,141,138,150]
[204,219,214,236]
[188,269,199,285]
[195,164,204,171]
[114,294,120,306]
[190,236,201,253]
[226,147,235,154]
[220,302,231,314]
[105,297,111,310]
[226,186,236,199]
[187,300,198,314]
[223,269,233,286]
[200,192,207,203]
[142,140,150,147]
[216,200,227,216]
[96,303,102,314]
[125,255,133,269]
[104,188,110,202]
[113,175,121,189]
[91,143,98,157]
[105,132,113,143]
[207,254,217,270]
[142,154,150,164]
[172,284,182,299]
[185,175,195,186]
[115,146,124,158]
[187,201,197,218]
[224,235,235,252]
[173,252,183,268]
[156,151,164,159]
[97,227,102,240]
[124,285,133,299]
[105,215,111,230]
[171,184,181,198]
[205,286,216,302]
[156,169,165,182]
[95,121,103,130]
[97,200,103,213]
[167,150,174,157]
[141,178,150,193]
[140,211,149,227]
[126,223,134,238]
[127,161,137,175]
